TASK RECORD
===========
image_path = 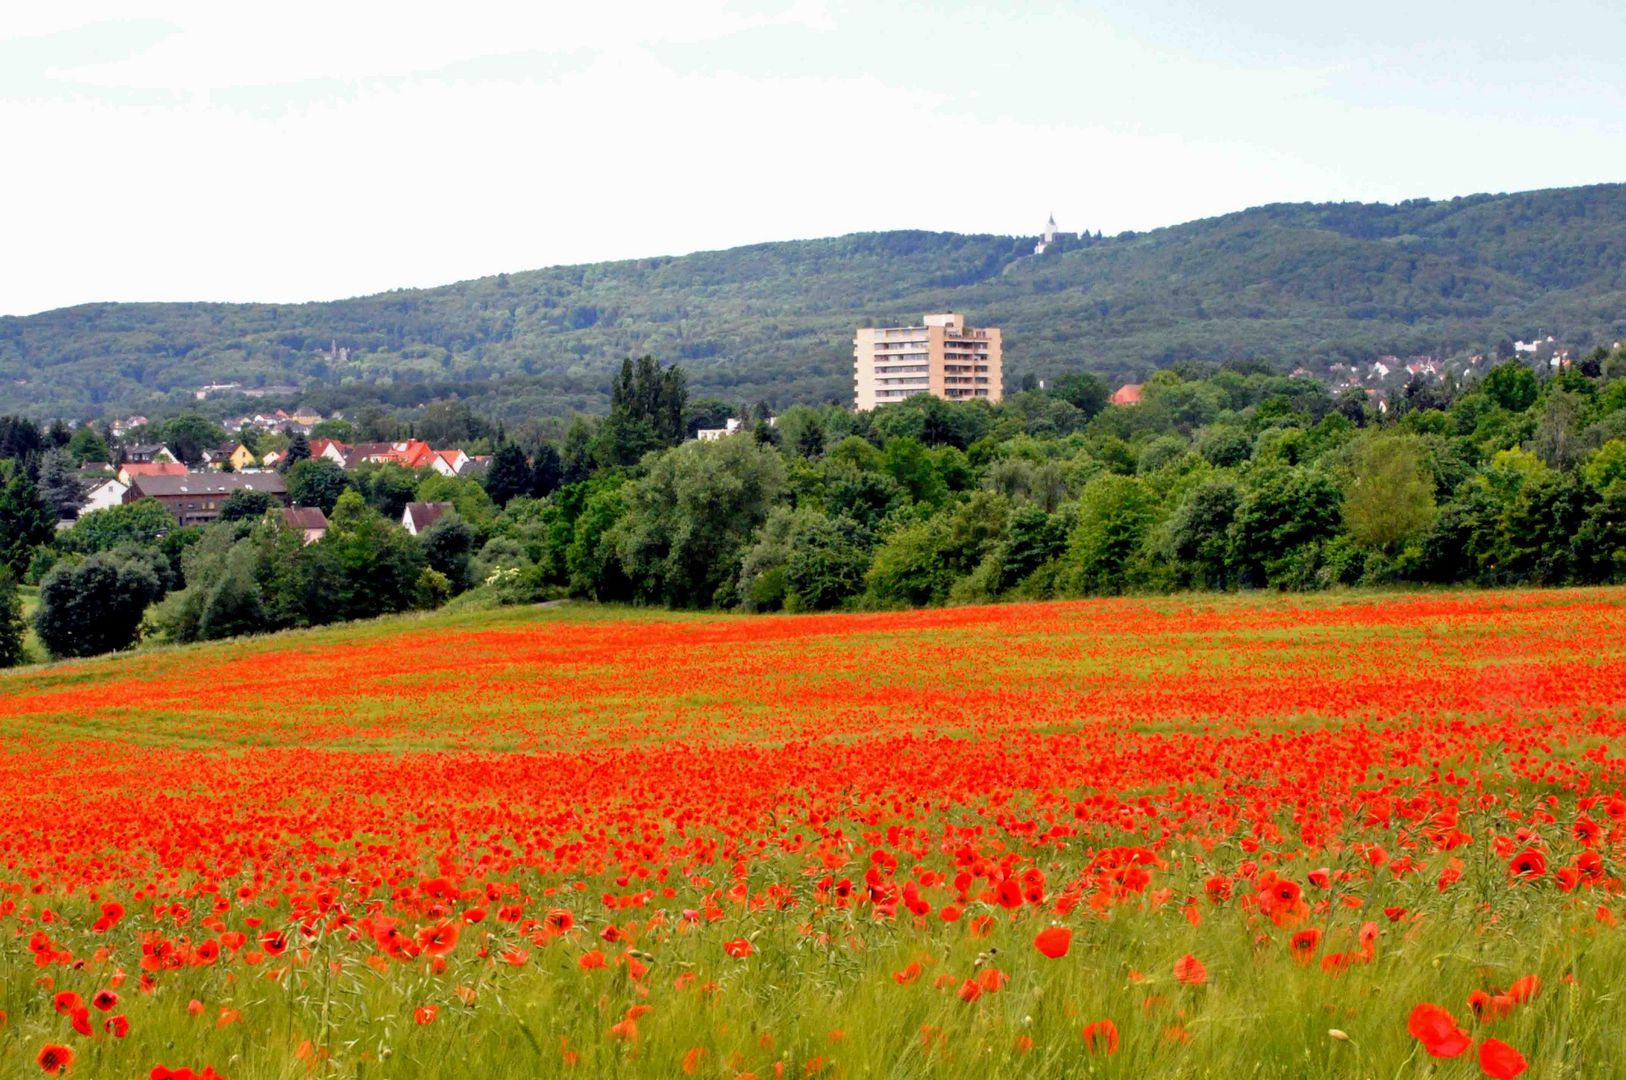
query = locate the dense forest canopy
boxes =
[3,183,1626,420]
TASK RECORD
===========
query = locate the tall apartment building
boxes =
[852,313,1003,410]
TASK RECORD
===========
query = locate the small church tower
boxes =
[1035,212,1060,255]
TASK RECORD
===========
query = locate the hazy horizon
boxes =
[5,0,1625,317]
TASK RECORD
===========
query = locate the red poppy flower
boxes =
[415,922,459,957]
[1508,848,1547,881]
[1479,1037,1528,1078]
[1408,1003,1471,1058]
[1083,1019,1119,1054]
[414,1006,438,1025]
[893,961,923,985]
[37,1045,73,1075]
[103,1015,129,1038]
[1033,926,1072,959]
[723,938,754,958]
[1507,975,1540,1005]
[91,991,117,1013]
[1173,954,1207,986]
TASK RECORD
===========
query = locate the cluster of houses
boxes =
[74,436,477,544]
[260,438,488,477]
[220,406,326,436]
[109,405,322,442]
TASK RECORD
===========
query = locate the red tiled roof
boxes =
[121,462,189,477]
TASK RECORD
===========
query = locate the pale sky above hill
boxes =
[3,0,1625,316]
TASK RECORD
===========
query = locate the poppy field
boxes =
[4,589,1626,1078]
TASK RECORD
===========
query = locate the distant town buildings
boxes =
[852,312,1003,410]
[697,418,748,441]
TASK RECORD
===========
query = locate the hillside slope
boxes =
[4,184,1625,418]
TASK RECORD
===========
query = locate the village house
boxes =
[1110,384,1143,406]
[346,440,437,470]
[79,477,129,517]
[697,418,747,442]
[125,472,289,527]
[117,461,189,486]
[121,443,177,465]
[430,449,470,477]
[309,438,351,465]
[401,501,453,536]
[280,506,329,545]
[201,443,258,471]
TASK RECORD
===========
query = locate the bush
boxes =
[287,458,354,514]
[219,489,277,522]
[783,515,869,611]
[865,519,952,607]
[34,549,163,658]
[1065,474,1158,595]
[0,567,25,668]
[419,514,475,594]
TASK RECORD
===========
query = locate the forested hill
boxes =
[5,183,1626,420]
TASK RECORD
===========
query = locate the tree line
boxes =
[5,346,1626,666]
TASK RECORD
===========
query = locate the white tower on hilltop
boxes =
[1035,212,1060,255]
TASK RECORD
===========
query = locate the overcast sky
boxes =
[4,0,1625,316]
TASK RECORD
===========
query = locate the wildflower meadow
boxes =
[3,588,1625,1077]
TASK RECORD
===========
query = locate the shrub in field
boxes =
[0,565,24,668]
[33,547,162,657]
